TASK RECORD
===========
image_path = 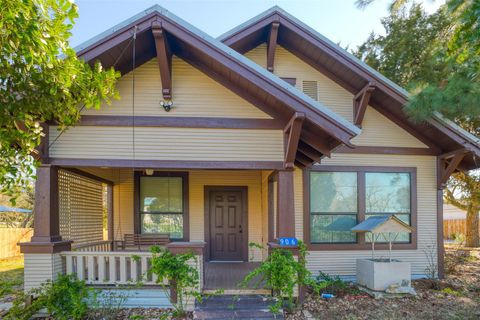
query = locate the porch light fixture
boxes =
[145,169,154,176]
[160,100,173,112]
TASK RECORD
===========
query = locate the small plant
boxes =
[422,244,438,279]
[148,245,201,317]
[311,272,362,297]
[240,241,310,314]
[440,287,462,297]
[6,274,93,320]
[89,288,129,320]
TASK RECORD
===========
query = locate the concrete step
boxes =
[194,295,283,320]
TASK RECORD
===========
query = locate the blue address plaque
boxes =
[279,237,298,246]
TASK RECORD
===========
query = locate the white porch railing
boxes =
[61,251,161,285]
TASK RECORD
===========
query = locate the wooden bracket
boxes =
[284,112,305,169]
[300,130,331,157]
[267,22,280,72]
[152,21,173,100]
[437,149,468,189]
[353,82,376,126]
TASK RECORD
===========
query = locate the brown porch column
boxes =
[276,170,295,238]
[20,164,71,253]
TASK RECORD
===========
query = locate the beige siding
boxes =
[245,44,428,148]
[298,154,437,276]
[49,126,283,162]
[24,253,63,291]
[82,58,271,119]
[351,107,428,148]
[294,167,304,241]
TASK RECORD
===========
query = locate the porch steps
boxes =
[194,295,283,319]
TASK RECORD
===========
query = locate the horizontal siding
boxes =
[294,167,304,241]
[49,126,284,161]
[245,44,427,148]
[351,107,428,148]
[24,253,63,291]
[300,154,437,276]
[82,58,271,119]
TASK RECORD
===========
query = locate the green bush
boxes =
[240,241,310,314]
[6,274,93,320]
[311,272,360,297]
[148,246,200,317]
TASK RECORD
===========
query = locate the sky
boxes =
[70,0,444,51]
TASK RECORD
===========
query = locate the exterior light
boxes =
[145,169,154,176]
[160,100,173,112]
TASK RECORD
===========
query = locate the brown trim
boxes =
[19,240,73,254]
[151,21,173,100]
[268,173,275,242]
[335,145,438,156]
[303,165,418,250]
[60,168,114,185]
[436,158,445,278]
[284,112,305,169]
[437,152,466,189]
[134,171,189,241]
[70,116,284,129]
[50,158,285,170]
[204,186,248,262]
[353,83,375,126]
[166,241,205,255]
[277,170,295,238]
[280,77,296,86]
[266,21,280,72]
[38,123,49,164]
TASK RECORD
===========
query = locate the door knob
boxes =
[239,225,243,233]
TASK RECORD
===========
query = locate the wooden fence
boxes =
[443,219,480,240]
[0,228,33,259]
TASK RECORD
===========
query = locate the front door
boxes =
[207,188,247,261]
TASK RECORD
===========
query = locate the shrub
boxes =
[240,241,310,314]
[148,246,200,317]
[311,272,361,297]
[6,274,93,320]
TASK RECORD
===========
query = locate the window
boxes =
[365,172,411,243]
[307,167,415,247]
[310,172,358,243]
[137,172,188,240]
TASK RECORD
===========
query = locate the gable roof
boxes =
[219,6,480,171]
[74,5,360,168]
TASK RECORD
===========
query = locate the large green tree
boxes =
[0,0,119,201]
[354,0,480,247]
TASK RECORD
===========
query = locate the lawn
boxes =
[0,256,24,300]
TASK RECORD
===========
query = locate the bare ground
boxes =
[287,247,480,320]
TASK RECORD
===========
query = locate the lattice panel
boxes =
[58,169,105,247]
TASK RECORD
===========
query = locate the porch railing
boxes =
[61,251,160,285]
[73,240,113,252]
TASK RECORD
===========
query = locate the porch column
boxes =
[20,165,71,292]
[276,170,295,238]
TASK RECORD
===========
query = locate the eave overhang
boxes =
[219,6,480,171]
[74,5,361,168]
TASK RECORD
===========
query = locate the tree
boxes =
[0,0,119,200]
[354,0,480,247]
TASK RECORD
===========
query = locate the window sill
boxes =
[307,242,417,251]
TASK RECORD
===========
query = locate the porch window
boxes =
[308,168,414,246]
[139,174,186,239]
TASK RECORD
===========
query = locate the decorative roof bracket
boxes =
[354,82,376,126]
[152,21,173,100]
[284,112,305,169]
[267,21,280,72]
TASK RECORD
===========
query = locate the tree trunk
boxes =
[465,205,479,247]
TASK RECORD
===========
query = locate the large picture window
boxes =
[137,172,188,240]
[307,167,415,248]
[310,172,358,243]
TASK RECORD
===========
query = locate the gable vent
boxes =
[302,80,318,101]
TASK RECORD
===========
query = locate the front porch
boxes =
[20,164,300,300]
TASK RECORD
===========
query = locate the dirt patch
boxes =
[287,248,480,320]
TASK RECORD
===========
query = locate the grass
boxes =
[0,256,24,298]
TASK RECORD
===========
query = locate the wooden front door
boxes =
[207,187,247,261]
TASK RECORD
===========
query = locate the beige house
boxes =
[21,5,480,301]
